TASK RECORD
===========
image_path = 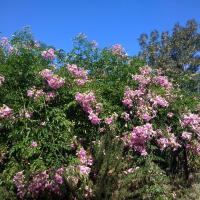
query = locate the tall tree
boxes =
[138,19,200,72]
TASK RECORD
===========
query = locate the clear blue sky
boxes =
[0,0,200,55]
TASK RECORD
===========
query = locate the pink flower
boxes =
[142,113,152,122]
[121,112,130,121]
[105,117,113,125]
[122,98,133,108]
[13,171,26,199]
[45,92,56,101]
[76,79,87,86]
[153,76,172,89]
[157,137,169,150]
[122,123,155,155]
[67,64,88,86]
[19,109,32,119]
[139,66,152,75]
[31,141,38,148]
[78,165,91,175]
[0,104,12,119]
[167,112,174,118]
[47,75,65,89]
[39,69,53,80]
[88,112,101,125]
[132,74,151,86]
[181,113,199,127]
[111,44,126,58]
[181,132,192,141]
[77,147,93,166]
[151,96,169,107]
[54,173,63,185]
[0,37,9,46]
[41,48,56,60]
[0,75,5,86]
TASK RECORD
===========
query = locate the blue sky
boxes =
[0,0,200,55]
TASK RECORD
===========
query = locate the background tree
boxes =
[138,19,200,73]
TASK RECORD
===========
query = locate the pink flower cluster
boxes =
[0,75,5,86]
[139,66,152,75]
[14,168,65,199]
[121,112,130,121]
[180,113,200,153]
[75,92,102,125]
[27,87,56,101]
[39,69,65,89]
[77,147,93,176]
[104,116,113,125]
[181,131,192,141]
[0,37,9,46]
[31,141,38,148]
[111,44,127,58]
[181,113,200,127]
[77,147,93,166]
[122,87,144,108]
[151,95,169,107]
[0,104,12,119]
[0,37,17,54]
[122,66,172,122]
[157,134,181,151]
[13,171,26,199]
[122,123,156,156]
[153,76,172,89]
[67,64,88,86]
[19,109,32,119]
[132,66,172,91]
[41,48,56,60]
[132,74,151,86]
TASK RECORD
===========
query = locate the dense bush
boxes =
[0,29,200,199]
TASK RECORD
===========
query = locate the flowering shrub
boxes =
[0,30,200,199]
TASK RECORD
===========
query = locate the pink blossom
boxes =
[153,76,172,89]
[122,98,133,108]
[139,66,152,75]
[151,95,169,107]
[31,141,38,148]
[39,69,53,79]
[67,64,88,86]
[157,137,169,150]
[13,171,26,199]
[47,75,65,89]
[0,104,12,119]
[167,112,174,118]
[141,113,152,122]
[41,48,56,60]
[122,123,156,155]
[181,132,192,141]
[0,75,5,86]
[78,165,91,175]
[0,37,9,46]
[77,147,93,166]
[45,92,56,101]
[181,113,200,127]
[121,112,130,121]
[27,87,45,100]
[132,74,151,86]
[76,79,87,86]
[168,134,181,151]
[111,44,126,58]
[54,173,63,185]
[88,112,101,125]
[105,117,113,125]
[19,109,32,119]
